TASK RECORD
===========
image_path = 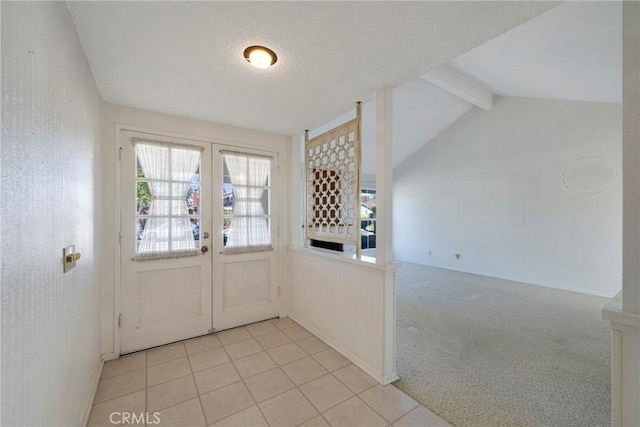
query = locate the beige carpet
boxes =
[393,263,611,427]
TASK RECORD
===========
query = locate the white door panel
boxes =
[136,266,202,325]
[215,254,279,330]
[212,146,280,331]
[120,130,212,353]
[223,259,271,309]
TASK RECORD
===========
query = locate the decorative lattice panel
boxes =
[305,118,360,245]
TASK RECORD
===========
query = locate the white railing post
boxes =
[376,86,393,264]
[290,133,304,248]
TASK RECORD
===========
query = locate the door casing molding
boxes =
[108,123,285,357]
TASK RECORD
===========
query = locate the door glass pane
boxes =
[221,187,269,215]
[223,217,232,247]
[137,217,170,252]
[220,152,272,253]
[137,180,151,212]
[223,185,234,215]
[134,142,202,260]
[260,189,269,215]
[171,217,196,251]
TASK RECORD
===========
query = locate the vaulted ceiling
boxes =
[313,1,622,175]
[451,1,621,104]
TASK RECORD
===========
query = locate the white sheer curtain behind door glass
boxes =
[222,152,272,254]
[134,141,202,260]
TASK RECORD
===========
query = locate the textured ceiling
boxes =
[66,1,557,136]
[451,1,622,103]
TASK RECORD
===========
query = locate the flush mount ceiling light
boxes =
[243,45,277,69]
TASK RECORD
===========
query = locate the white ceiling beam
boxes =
[420,65,493,110]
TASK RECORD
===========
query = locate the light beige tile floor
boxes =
[89,318,450,427]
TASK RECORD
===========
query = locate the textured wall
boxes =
[1,2,102,425]
[394,96,622,297]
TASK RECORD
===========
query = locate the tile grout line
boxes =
[392,405,425,426]
[184,333,223,357]
[297,373,352,418]
[147,349,189,367]
[91,368,148,406]
[207,319,313,426]
[242,319,292,427]
[148,372,193,390]
[385,389,425,425]
[329,367,378,396]
[236,356,274,425]
[90,390,141,408]
[288,356,384,424]
[356,385,419,426]
[216,320,320,426]
[140,353,358,423]
[144,349,149,426]
[146,343,194,415]
[219,335,254,347]
[204,336,235,424]
[148,376,196,414]
[233,361,345,423]
[182,340,209,426]
[352,394,391,425]
[223,319,300,426]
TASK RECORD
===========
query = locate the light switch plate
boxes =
[63,245,77,273]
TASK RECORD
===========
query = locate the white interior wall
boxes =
[100,104,290,356]
[1,2,103,425]
[394,96,622,297]
[289,249,399,384]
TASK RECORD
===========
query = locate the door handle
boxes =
[201,246,209,254]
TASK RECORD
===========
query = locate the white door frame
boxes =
[111,124,284,356]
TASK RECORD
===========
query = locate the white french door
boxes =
[120,131,213,353]
[119,130,279,353]
[211,145,280,331]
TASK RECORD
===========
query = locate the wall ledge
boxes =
[289,245,401,273]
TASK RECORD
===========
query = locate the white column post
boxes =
[373,87,398,383]
[283,133,304,318]
[602,4,640,427]
[375,86,393,264]
[623,0,640,314]
[290,133,304,248]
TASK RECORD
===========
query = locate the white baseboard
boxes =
[383,372,400,385]
[80,355,108,426]
[289,313,388,385]
[395,258,617,298]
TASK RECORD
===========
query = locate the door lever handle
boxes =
[201,246,209,254]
